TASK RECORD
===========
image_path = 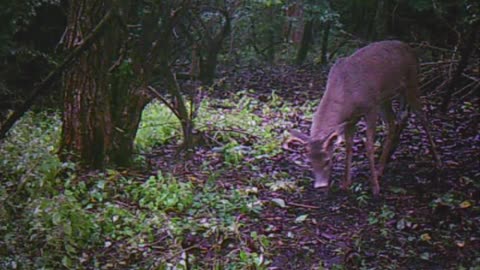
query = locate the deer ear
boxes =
[322,131,339,150]
[336,122,347,134]
[289,130,310,144]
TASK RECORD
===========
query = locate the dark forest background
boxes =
[0,1,479,269]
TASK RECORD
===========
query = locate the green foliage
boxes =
[0,111,66,198]
[0,0,59,54]
[135,101,181,151]
[406,0,432,12]
[0,0,62,106]
[304,0,341,24]
[137,91,309,171]
[131,172,194,212]
[350,182,371,206]
[26,195,100,268]
[0,111,268,268]
[233,0,285,62]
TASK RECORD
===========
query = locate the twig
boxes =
[287,201,320,209]
[138,122,179,130]
[200,126,260,140]
[452,81,477,97]
[163,244,199,262]
[147,86,181,119]
[459,83,480,100]
[384,195,415,200]
[412,42,453,53]
[419,73,444,88]
[420,60,458,66]
[461,73,480,83]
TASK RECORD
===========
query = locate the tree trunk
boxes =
[266,6,276,63]
[199,11,231,85]
[296,19,313,65]
[60,1,150,169]
[320,21,331,64]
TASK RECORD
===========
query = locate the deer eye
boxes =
[310,149,326,160]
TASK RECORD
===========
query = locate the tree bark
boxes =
[60,1,150,169]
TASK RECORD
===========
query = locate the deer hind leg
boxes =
[395,95,409,144]
[378,101,397,178]
[406,85,443,168]
[342,122,356,190]
[365,111,380,195]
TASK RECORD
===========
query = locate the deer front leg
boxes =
[342,123,355,190]
[365,112,380,196]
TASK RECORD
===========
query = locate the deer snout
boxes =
[313,173,329,189]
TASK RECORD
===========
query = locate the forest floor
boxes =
[148,64,480,269]
[3,64,478,269]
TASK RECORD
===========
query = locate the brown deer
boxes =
[289,40,442,195]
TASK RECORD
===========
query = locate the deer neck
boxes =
[310,102,346,141]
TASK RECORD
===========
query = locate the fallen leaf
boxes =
[420,233,431,241]
[295,214,308,223]
[459,201,472,209]
[272,198,286,208]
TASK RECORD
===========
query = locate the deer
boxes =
[288,40,442,196]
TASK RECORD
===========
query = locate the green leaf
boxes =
[62,256,72,268]
[52,212,62,225]
[97,180,106,190]
[271,198,286,208]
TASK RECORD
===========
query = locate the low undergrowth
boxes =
[1,90,479,269]
[0,92,305,269]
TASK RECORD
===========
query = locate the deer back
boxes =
[310,40,418,139]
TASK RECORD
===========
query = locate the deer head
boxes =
[289,127,343,189]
